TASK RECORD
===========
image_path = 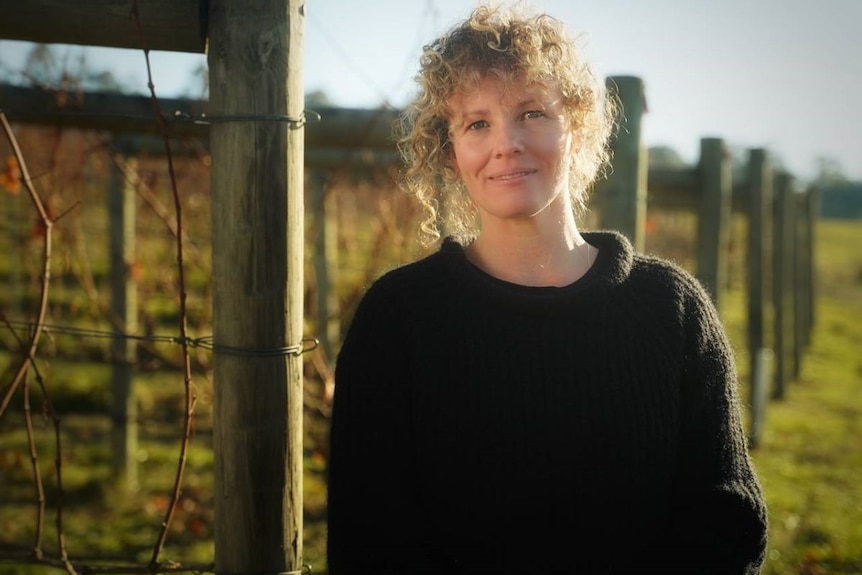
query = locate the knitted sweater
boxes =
[327,231,767,575]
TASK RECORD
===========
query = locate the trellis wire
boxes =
[2,320,319,357]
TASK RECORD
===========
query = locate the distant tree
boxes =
[83,70,123,93]
[19,43,129,93]
[815,156,849,186]
[648,145,687,169]
[723,144,789,183]
[305,89,332,107]
[23,43,58,86]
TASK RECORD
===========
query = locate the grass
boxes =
[746,220,862,575]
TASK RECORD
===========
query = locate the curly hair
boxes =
[396,3,617,246]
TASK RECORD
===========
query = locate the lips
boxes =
[489,169,536,181]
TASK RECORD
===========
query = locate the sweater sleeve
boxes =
[326,278,436,575]
[657,278,768,574]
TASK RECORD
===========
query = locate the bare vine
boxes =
[0,112,79,575]
[129,0,199,568]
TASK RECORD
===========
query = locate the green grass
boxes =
[744,220,862,574]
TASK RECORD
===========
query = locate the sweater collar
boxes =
[440,230,634,294]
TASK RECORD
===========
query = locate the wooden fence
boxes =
[2,1,306,573]
[588,77,816,445]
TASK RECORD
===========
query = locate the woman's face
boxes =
[447,75,574,228]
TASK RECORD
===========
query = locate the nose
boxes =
[493,121,524,157]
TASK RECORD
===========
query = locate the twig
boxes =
[0,112,53,420]
[111,153,202,261]
[0,113,76,574]
[24,367,78,575]
[128,1,198,565]
[53,411,78,575]
[23,373,47,558]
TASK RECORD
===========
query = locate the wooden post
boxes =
[792,193,805,378]
[0,0,206,52]
[109,146,139,491]
[596,76,647,250]
[748,348,773,448]
[805,186,818,337]
[797,188,815,352]
[695,138,731,309]
[209,1,305,572]
[772,172,795,399]
[745,149,772,440]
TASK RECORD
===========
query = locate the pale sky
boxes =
[1,0,859,181]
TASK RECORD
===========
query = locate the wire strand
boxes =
[2,320,318,357]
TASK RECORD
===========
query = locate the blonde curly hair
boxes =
[396,3,617,246]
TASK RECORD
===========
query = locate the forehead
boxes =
[447,74,560,116]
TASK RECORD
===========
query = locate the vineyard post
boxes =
[803,186,818,339]
[772,172,795,400]
[745,148,772,446]
[595,75,647,250]
[0,0,205,52]
[209,0,305,572]
[695,137,731,310]
[793,188,814,376]
[109,144,139,491]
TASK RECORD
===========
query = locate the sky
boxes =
[0,0,860,182]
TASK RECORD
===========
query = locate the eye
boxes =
[467,119,489,131]
[523,110,545,120]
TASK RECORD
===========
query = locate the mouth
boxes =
[489,169,535,181]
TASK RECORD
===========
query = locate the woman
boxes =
[327,4,768,574]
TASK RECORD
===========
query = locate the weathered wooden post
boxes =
[804,185,818,339]
[0,0,206,52]
[772,172,795,400]
[792,193,805,378]
[209,0,305,572]
[748,348,773,449]
[803,185,820,347]
[109,142,139,491]
[596,76,647,250]
[695,137,731,309]
[745,149,772,445]
[795,188,815,358]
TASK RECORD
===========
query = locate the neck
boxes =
[466,212,595,287]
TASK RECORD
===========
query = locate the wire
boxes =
[1,320,318,357]
[168,110,322,128]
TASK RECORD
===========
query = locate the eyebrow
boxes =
[516,98,544,109]
[457,98,546,119]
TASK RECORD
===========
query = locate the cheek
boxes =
[546,132,574,165]
[450,135,491,180]
[451,142,474,179]
[449,148,462,178]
